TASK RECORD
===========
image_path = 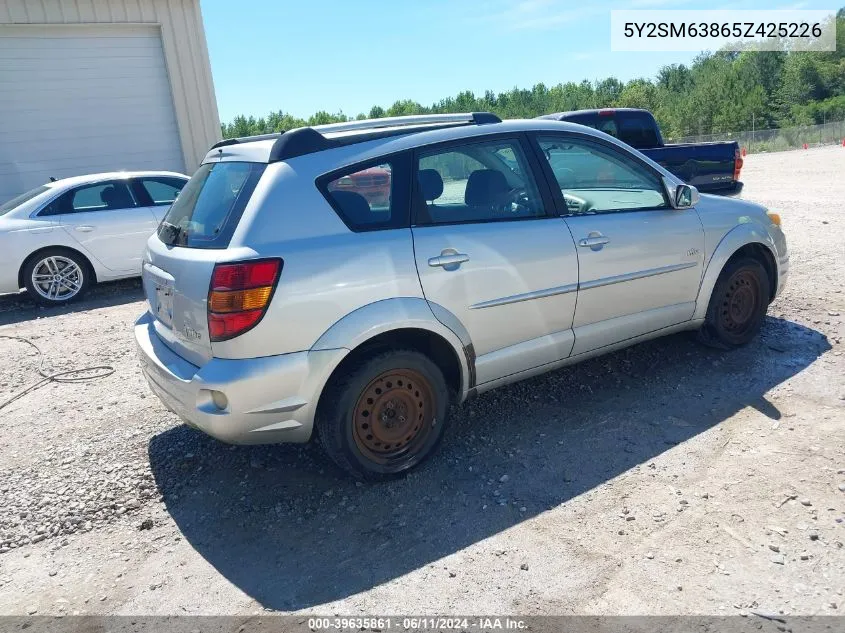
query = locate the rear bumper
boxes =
[135,312,347,444]
[700,180,744,197]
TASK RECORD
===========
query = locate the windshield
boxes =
[158,161,265,249]
[0,185,50,216]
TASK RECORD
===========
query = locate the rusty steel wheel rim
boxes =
[720,269,760,334]
[352,369,435,464]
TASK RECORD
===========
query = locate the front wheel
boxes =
[316,349,450,480]
[698,257,769,349]
[23,249,91,306]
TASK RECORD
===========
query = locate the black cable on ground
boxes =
[0,335,115,412]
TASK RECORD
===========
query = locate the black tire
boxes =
[316,349,450,481]
[22,248,92,306]
[698,257,769,349]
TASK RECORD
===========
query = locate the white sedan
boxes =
[0,171,188,305]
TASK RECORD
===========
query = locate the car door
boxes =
[55,179,159,273]
[411,135,579,386]
[131,176,188,223]
[532,133,704,356]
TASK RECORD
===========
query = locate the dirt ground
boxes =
[0,146,843,617]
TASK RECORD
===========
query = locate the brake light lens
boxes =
[211,260,279,290]
[598,109,615,116]
[208,259,282,342]
[734,148,744,181]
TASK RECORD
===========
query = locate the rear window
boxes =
[158,161,265,249]
[1,185,49,215]
[562,113,659,149]
[617,116,660,148]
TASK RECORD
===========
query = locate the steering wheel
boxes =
[495,187,532,214]
[562,192,590,214]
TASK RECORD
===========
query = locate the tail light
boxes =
[734,148,744,181]
[207,259,282,342]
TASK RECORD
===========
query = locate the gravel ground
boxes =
[0,146,843,616]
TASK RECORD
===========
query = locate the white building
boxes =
[0,0,221,200]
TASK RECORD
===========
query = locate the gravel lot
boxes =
[0,146,843,617]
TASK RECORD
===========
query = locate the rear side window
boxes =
[158,162,265,249]
[41,181,138,215]
[319,153,411,232]
[415,138,545,225]
[70,182,137,212]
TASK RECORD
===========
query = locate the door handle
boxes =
[74,225,95,232]
[578,235,610,248]
[428,253,470,268]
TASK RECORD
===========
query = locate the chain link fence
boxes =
[668,119,845,153]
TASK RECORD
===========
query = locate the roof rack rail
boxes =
[267,112,501,163]
[313,112,501,134]
[207,112,503,162]
[209,112,501,154]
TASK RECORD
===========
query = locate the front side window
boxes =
[537,136,668,215]
[158,161,265,249]
[415,139,544,225]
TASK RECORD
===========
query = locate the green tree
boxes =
[221,9,845,140]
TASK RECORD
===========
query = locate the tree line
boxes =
[222,9,845,141]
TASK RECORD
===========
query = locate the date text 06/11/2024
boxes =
[307,617,528,631]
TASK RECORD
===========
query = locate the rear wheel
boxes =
[698,257,769,349]
[23,248,91,306]
[316,349,450,480]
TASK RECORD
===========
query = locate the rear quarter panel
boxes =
[211,161,426,360]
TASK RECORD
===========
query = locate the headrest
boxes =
[465,170,509,206]
[417,169,444,201]
[330,190,372,225]
[99,186,117,207]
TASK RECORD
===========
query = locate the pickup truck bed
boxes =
[538,109,743,196]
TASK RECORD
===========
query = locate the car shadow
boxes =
[147,317,829,611]
[0,278,144,327]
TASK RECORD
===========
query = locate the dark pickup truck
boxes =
[538,108,743,196]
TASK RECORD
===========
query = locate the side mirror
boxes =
[664,177,699,209]
[675,184,694,208]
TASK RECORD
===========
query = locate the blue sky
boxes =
[201,0,835,123]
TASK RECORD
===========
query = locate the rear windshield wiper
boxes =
[159,221,188,246]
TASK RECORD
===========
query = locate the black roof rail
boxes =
[266,112,502,162]
[209,132,283,150]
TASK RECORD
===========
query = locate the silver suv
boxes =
[135,113,788,479]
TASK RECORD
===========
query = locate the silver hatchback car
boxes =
[135,113,788,479]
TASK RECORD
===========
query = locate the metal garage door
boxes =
[0,24,186,201]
